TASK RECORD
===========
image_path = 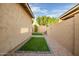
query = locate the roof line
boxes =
[59,4,79,19]
[20,3,34,18]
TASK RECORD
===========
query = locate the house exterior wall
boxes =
[0,4,32,55]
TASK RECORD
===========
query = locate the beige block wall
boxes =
[74,13,79,55]
[47,17,74,53]
[38,25,47,33]
[0,4,32,54]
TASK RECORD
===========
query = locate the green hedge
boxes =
[32,32,43,35]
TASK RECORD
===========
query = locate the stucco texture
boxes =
[38,25,47,33]
[0,4,32,55]
[47,18,74,54]
[47,12,79,55]
[74,13,79,55]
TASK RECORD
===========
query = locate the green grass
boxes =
[18,37,50,51]
[32,32,43,35]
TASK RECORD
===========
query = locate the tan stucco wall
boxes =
[0,4,32,55]
[47,17,74,54]
[38,25,47,33]
[74,13,79,55]
[47,12,79,55]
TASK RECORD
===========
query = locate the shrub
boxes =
[34,25,38,32]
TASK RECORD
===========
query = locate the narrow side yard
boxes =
[6,32,73,56]
[7,32,52,56]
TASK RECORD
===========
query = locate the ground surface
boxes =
[18,37,50,51]
[6,32,72,56]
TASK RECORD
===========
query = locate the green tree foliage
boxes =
[36,16,59,26]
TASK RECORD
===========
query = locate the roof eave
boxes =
[20,3,34,18]
[59,4,79,20]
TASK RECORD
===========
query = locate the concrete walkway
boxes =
[6,51,53,56]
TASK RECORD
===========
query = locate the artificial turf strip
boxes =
[18,37,50,51]
[32,32,43,35]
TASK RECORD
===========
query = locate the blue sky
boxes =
[29,3,76,18]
